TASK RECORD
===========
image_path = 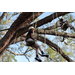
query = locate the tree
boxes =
[0,12,74,62]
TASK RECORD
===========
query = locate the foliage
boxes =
[0,51,17,62]
[46,47,73,62]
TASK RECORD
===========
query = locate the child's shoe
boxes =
[41,53,49,57]
[35,56,42,62]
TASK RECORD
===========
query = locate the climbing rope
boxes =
[52,12,60,53]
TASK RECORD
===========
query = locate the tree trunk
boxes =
[0,12,33,52]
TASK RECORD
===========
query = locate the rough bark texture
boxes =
[0,12,33,52]
[20,12,43,28]
[37,29,75,38]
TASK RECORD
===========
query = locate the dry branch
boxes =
[0,12,7,24]
[37,29,75,38]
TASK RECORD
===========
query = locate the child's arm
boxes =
[31,33,35,40]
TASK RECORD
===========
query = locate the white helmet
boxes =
[28,26,34,30]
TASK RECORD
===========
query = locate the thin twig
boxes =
[0,28,9,31]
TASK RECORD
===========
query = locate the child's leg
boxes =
[34,42,44,53]
[36,48,39,57]
[32,42,44,56]
[32,44,39,57]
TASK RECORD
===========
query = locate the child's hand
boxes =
[34,39,37,41]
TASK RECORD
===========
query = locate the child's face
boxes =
[32,29,34,32]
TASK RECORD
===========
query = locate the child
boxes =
[25,26,49,62]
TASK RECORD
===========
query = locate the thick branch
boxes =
[20,12,43,28]
[0,12,33,52]
[37,29,75,38]
[0,12,43,31]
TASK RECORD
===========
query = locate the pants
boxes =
[26,38,35,46]
[26,38,43,56]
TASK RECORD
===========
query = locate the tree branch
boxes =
[45,17,75,30]
[6,49,24,56]
[0,12,7,24]
[20,12,43,29]
[6,48,31,62]
[0,12,43,32]
[37,29,75,38]
[37,35,74,62]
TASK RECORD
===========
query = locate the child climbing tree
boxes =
[0,12,74,62]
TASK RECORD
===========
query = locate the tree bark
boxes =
[0,12,33,52]
[0,12,43,31]
[20,12,43,28]
[37,29,75,38]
